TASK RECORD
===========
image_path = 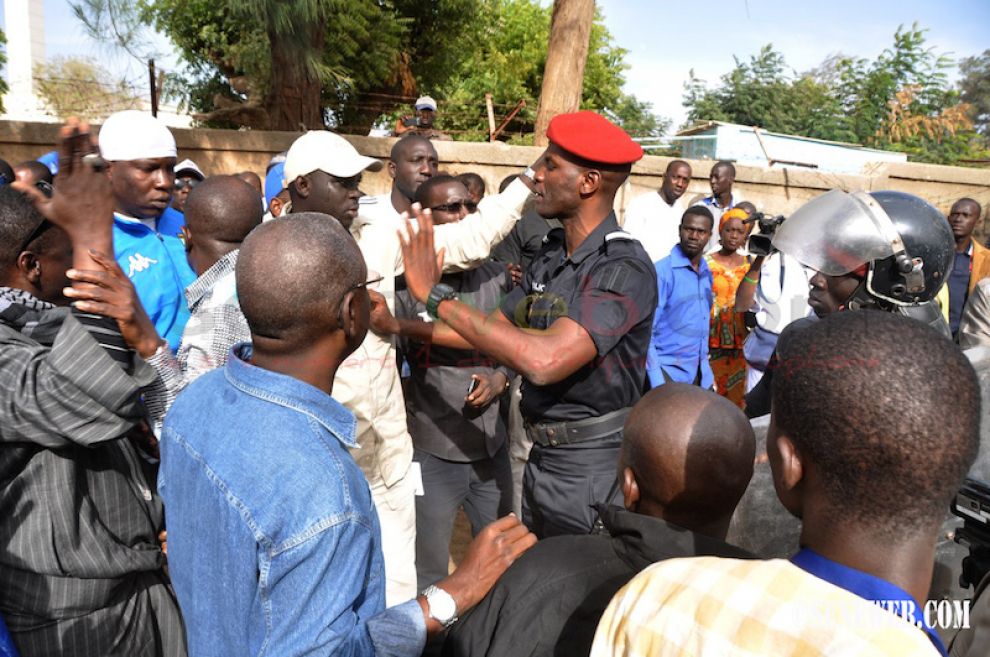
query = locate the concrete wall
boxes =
[3,120,989,236]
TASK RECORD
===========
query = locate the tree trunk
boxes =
[534,0,596,146]
[265,22,326,132]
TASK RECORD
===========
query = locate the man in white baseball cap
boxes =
[283,130,382,229]
[394,94,453,141]
[171,158,206,214]
[285,129,535,606]
[99,110,197,351]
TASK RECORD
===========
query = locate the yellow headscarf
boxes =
[719,207,750,232]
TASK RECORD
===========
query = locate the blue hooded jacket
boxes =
[113,214,196,351]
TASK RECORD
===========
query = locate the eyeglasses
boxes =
[175,178,200,191]
[430,201,477,214]
[337,275,385,326]
[350,275,384,291]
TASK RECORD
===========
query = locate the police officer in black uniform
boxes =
[396,111,658,538]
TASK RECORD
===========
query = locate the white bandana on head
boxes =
[98,110,177,161]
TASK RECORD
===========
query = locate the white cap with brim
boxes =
[175,159,205,180]
[283,131,383,188]
[98,110,177,161]
[415,96,438,111]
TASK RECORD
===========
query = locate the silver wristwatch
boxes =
[422,584,458,628]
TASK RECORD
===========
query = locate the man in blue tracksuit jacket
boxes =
[99,111,196,351]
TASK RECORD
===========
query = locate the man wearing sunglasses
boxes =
[383,175,514,593]
[169,159,205,214]
[284,129,535,606]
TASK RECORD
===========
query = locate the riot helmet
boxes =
[772,189,953,307]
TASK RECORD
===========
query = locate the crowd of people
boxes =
[0,103,986,657]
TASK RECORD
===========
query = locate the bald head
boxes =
[236,171,263,196]
[236,213,366,348]
[182,176,263,275]
[390,134,434,161]
[185,176,262,243]
[621,384,755,536]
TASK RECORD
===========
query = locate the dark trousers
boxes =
[414,445,513,589]
[521,432,623,539]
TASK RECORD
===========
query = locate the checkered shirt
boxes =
[592,557,941,657]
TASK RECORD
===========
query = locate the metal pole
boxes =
[148,59,158,118]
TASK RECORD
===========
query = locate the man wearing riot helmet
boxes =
[745,189,954,417]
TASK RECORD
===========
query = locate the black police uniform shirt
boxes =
[499,212,658,423]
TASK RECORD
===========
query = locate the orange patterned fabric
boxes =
[706,254,750,408]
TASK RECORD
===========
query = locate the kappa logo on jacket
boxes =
[127,253,159,277]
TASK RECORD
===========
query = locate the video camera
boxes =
[952,478,990,589]
[745,212,787,257]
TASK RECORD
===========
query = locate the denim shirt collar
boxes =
[224,343,358,449]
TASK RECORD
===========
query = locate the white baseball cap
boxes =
[98,110,177,161]
[283,131,383,187]
[175,159,205,180]
[415,96,438,111]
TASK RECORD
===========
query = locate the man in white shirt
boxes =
[621,160,691,263]
[284,130,533,605]
[358,135,438,225]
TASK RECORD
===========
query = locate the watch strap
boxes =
[422,584,458,628]
[426,284,457,320]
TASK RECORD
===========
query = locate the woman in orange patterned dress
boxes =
[705,208,752,408]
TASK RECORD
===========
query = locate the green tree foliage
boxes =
[429,1,665,142]
[79,0,661,140]
[959,49,990,136]
[682,24,981,165]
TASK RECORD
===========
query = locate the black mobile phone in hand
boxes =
[467,378,480,396]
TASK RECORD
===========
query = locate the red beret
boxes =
[546,111,644,166]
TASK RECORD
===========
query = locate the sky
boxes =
[4,0,990,132]
[598,0,990,130]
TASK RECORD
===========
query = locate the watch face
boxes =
[426,585,457,623]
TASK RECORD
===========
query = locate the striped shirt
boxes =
[592,557,940,657]
[0,291,185,656]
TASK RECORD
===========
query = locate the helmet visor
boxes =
[772,190,896,275]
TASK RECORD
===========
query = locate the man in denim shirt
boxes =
[160,214,535,656]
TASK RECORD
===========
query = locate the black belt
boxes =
[525,408,631,448]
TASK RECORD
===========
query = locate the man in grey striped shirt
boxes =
[1,123,185,656]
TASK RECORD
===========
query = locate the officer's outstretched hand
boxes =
[398,203,446,304]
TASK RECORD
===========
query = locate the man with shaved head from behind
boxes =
[159,214,535,657]
[595,312,979,656]
[444,384,755,657]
